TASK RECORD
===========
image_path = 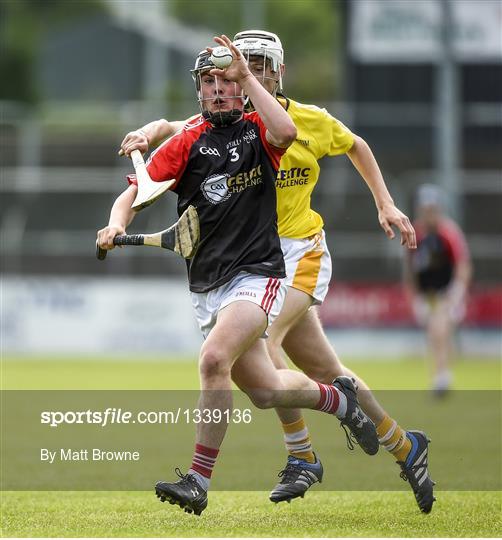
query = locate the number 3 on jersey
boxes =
[229,147,240,162]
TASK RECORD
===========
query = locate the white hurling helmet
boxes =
[233,30,284,93]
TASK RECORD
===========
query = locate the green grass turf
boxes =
[1,356,500,537]
[1,490,500,537]
[2,355,500,390]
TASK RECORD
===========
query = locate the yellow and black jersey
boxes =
[276,96,355,238]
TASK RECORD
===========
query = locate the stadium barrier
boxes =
[2,277,500,356]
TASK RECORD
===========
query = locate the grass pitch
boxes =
[2,355,500,390]
[1,356,500,537]
[2,490,500,538]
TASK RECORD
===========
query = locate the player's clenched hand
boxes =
[207,34,253,85]
[378,204,417,249]
[97,225,126,251]
[118,130,149,157]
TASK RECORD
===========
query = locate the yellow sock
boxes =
[282,417,316,463]
[376,415,412,462]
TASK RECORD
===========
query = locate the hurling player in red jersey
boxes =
[97,35,378,516]
[405,184,472,397]
[117,31,437,515]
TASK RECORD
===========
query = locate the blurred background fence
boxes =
[1,0,501,356]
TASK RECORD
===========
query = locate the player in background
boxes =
[99,35,378,517]
[404,184,472,397]
[119,30,435,514]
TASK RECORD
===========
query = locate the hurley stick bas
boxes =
[96,205,199,260]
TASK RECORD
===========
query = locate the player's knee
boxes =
[303,365,337,384]
[199,347,232,381]
[429,318,449,340]
[245,388,278,409]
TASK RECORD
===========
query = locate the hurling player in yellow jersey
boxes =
[119,30,434,514]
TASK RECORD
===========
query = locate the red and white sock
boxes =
[314,383,347,419]
[188,443,219,491]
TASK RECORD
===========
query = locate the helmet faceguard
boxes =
[233,30,284,94]
[191,50,244,127]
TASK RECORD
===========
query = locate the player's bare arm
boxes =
[347,134,416,249]
[451,224,472,297]
[454,259,472,290]
[447,258,472,309]
[96,184,137,250]
[209,35,296,148]
[119,119,186,157]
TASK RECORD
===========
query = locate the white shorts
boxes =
[190,272,287,338]
[280,230,332,305]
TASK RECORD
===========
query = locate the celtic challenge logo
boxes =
[201,173,231,205]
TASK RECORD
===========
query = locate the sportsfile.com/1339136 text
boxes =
[40,408,253,428]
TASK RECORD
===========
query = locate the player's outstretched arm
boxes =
[347,134,416,249]
[96,184,138,251]
[119,119,186,157]
[447,225,472,307]
[209,34,296,148]
[447,259,471,312]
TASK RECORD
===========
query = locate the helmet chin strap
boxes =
[202,109,243,127]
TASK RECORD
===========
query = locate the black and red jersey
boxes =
[411,217,469,292]
[130,112,286,293]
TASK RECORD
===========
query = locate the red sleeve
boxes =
[438,218,470,265]
[247,111,286,169]
[127,116,206,189]
[145,133,188,188]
